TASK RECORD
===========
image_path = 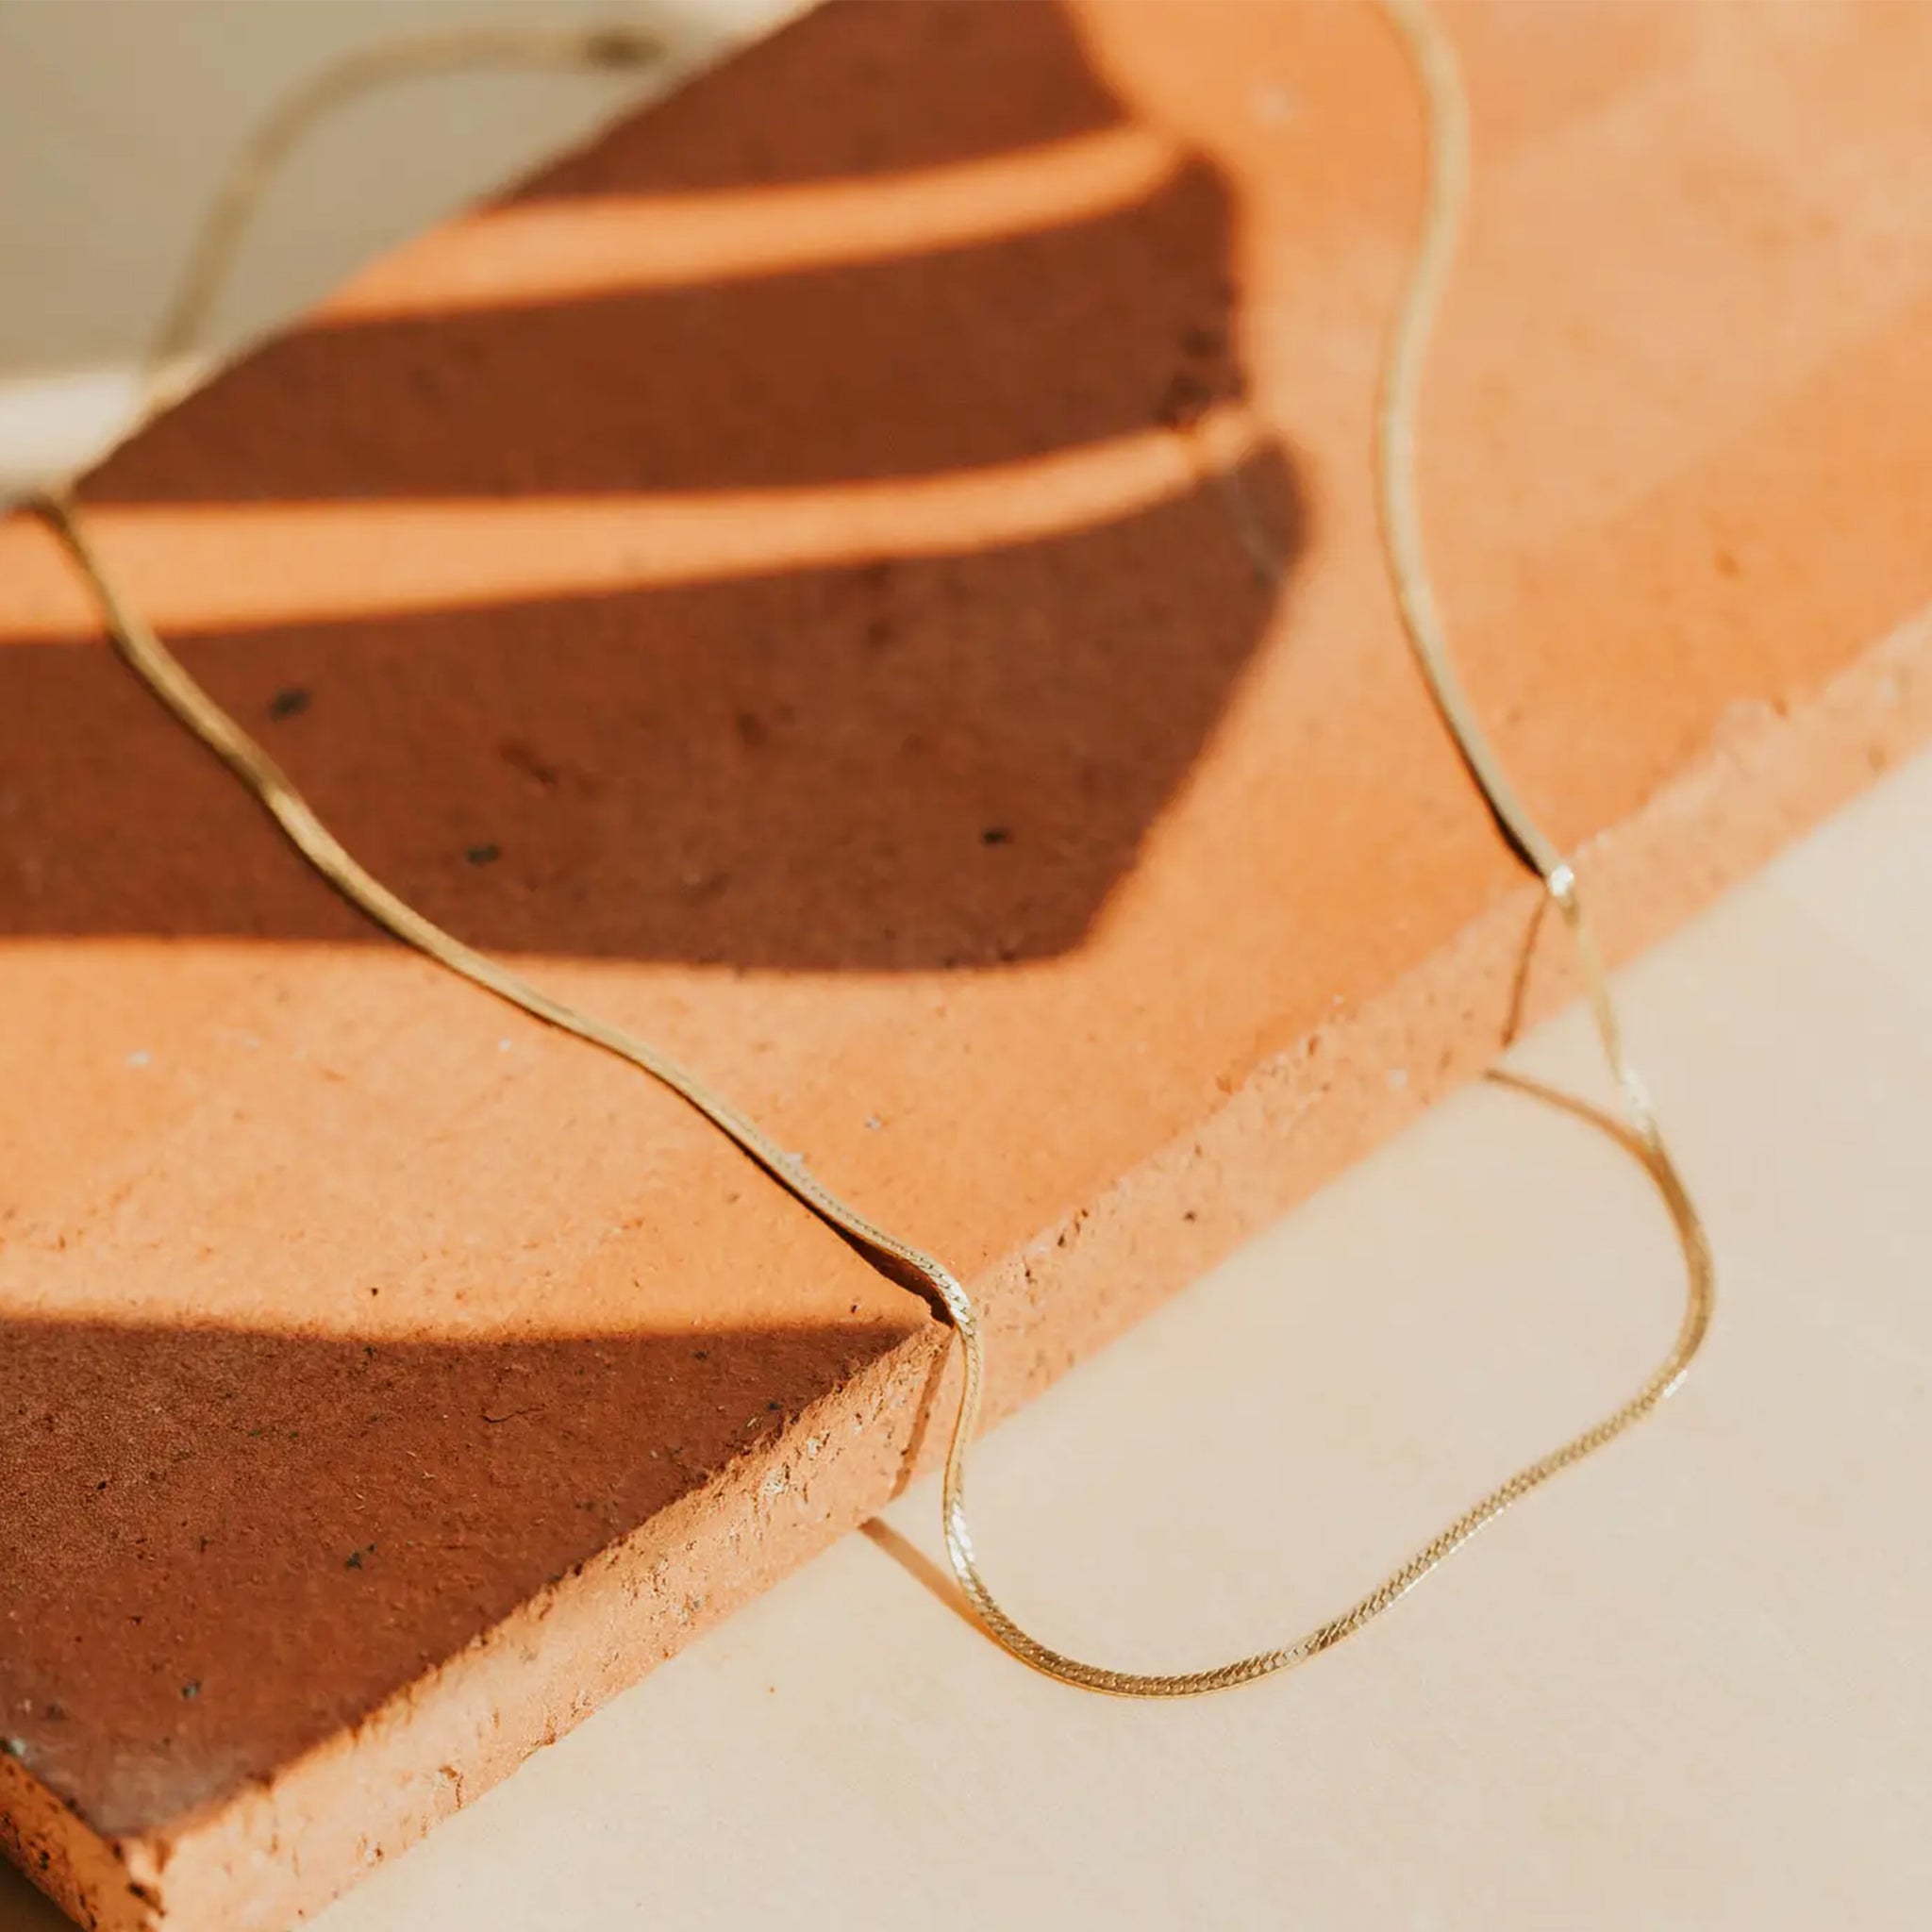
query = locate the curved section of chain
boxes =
[32,0,1712,1699]
[1373,0,1684,1158]
[140,21,665,420]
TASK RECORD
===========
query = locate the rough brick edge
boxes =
[15,604,1931,1930]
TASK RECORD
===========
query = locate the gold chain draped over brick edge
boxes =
[27,0,1713,1698]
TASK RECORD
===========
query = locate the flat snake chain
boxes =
[29,0,1713,1697]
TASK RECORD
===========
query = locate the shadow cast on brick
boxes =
[0,0,1302,970]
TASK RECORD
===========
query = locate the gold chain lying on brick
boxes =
[31,0,1712,1698]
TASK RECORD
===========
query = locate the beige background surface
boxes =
[296,753,1926,1932]
[3,2,1928,1925]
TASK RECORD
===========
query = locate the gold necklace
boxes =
[30,0,1713,1698]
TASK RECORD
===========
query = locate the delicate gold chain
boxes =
[29,0,1712,1698]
